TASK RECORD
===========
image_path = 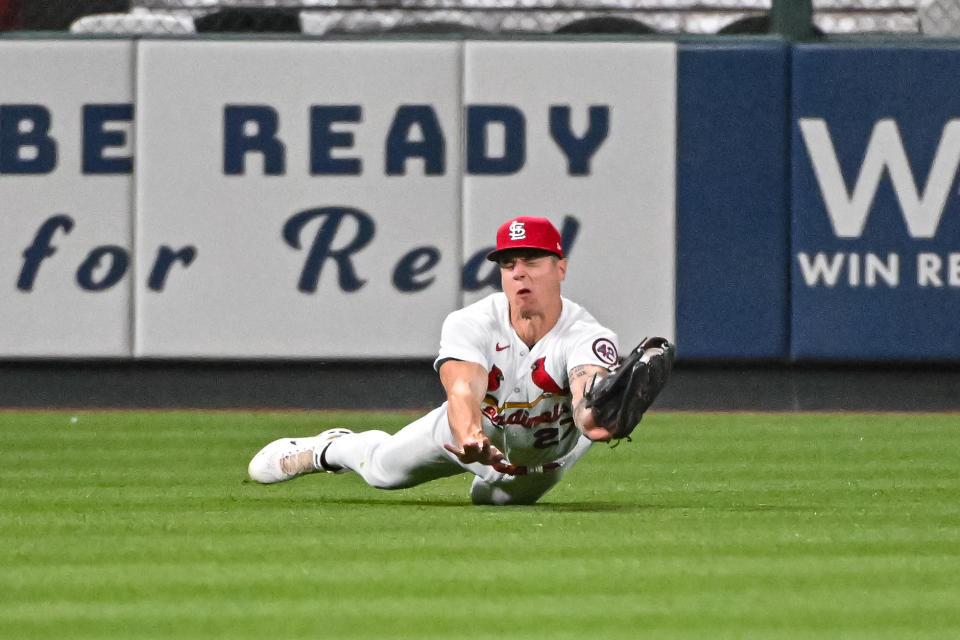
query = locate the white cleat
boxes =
[247,428,354,484]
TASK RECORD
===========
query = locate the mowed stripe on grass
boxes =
[1,411,958,639]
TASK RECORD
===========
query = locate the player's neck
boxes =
[510,301,562,348]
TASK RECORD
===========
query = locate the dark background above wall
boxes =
[2,361,959,412]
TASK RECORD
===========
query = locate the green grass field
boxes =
[1,410,958,639]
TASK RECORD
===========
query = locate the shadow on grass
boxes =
[261,497,813,513]
[241,482,814,512]
[533,502,815,513]
[246,494,635,510]
[321,498,645,511]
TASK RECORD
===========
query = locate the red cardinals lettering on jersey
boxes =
[481,402,571,430]
[481,358,571,431]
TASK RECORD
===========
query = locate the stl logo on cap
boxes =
[487,216,564,262]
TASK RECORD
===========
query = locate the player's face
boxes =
[498,250,567,316]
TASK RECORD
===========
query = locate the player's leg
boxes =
[468,434,594,505]
[248,428,355,484]
[321,406,464,489]
[249,410,460,488]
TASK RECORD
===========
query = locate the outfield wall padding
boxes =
[3,37,960,361]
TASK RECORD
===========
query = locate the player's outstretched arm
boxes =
[438,360,507,466]
[569,364,616,442]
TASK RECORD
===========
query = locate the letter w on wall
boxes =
[799,118,960,239]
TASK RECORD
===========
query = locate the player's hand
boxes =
[444,438,506,467]
[580,425,615,442]
[444,440,529,476]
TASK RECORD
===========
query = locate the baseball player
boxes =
[248,216,673,505]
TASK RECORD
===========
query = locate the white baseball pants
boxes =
[322,405,593,505]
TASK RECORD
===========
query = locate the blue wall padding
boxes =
[676,42,791,359]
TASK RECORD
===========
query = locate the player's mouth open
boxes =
[517,288,531,295]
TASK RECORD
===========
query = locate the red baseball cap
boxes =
[486,217,564,262]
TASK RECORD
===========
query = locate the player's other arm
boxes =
[569,364,615,442]
[438,360,506,466]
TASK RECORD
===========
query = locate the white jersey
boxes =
[434,293,619,466]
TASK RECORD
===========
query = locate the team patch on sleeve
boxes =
[592,338,618,366]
